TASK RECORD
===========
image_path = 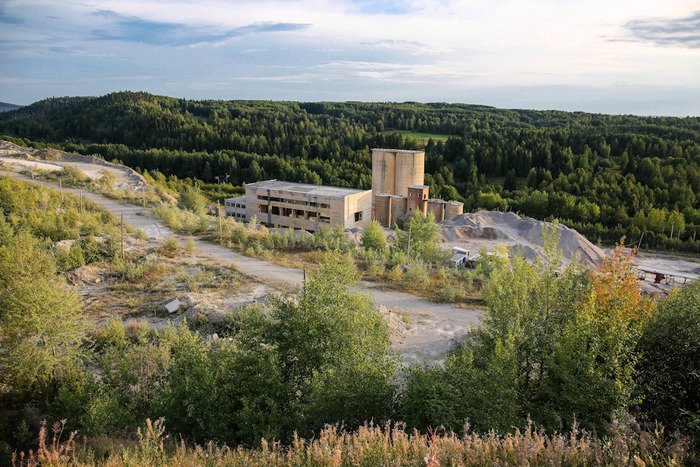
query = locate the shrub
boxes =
[438,283,460,302]
[54,242,86,271]
[361,220,387,253]
[158,235,181,257]
[635,281,700,442]
[403,261,430,289]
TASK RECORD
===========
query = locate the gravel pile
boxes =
[441,210,606,266]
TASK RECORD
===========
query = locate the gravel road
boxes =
[3,172,482,363]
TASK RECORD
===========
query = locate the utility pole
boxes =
[406,221,412,266]
[303,269,306,298]
[120,213,125,260]
[217,200,222,236]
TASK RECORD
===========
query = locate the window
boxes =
[354,211,363,222]
[271,206,280,215]
[320,214,331,224]
[259,204,269,214]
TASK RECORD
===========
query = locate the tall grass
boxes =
[14,419,690,466]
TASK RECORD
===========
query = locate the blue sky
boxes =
[0,0,698,116]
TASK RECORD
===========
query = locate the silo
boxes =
[371,149,396,196]
[426,200,446,222]
[394,150,425,196]
[445,201,464,220]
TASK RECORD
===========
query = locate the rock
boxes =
[54,239,77,252]
[66,264,106,286]
[164,298,181,314]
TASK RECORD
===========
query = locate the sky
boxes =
[0,0,698,116]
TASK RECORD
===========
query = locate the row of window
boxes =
[258,204,331,223]
[256,195,330,209]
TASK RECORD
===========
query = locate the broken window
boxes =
[354,211,363,222]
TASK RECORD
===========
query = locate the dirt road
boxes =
[2,172,482,363]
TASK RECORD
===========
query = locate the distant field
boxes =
[384,130,453,142]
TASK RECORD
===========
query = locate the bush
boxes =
[438,283,460,302]
[361,220,387,253]
[54,242,86,271]
[177,186,208,216]
[403,261,430,289]
[635,281,700,441]
[158,235,181,257]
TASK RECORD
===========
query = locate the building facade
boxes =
[223,195,247,221]
[224,180,372,231]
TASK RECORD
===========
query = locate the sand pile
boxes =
[441,210,606,266]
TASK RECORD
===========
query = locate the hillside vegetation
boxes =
[0,102,21,113]
[0,91,698,251]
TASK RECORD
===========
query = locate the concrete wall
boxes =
[342,190,372,229]
[426,199,446,222]
[373,194,409,227]
[372,149,395,195]
[390,196,408,227]
[425,199,465,222]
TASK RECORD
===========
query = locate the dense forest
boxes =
[1,91,699,251]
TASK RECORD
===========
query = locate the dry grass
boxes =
[14,419,690,466]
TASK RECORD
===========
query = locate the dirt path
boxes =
[2,172,482,363]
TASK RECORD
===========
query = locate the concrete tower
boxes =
[371,148,425,196]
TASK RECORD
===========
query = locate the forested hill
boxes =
[1,91,699,250]
[0,102,22,113]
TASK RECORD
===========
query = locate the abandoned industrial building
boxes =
[223,148,464,231]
